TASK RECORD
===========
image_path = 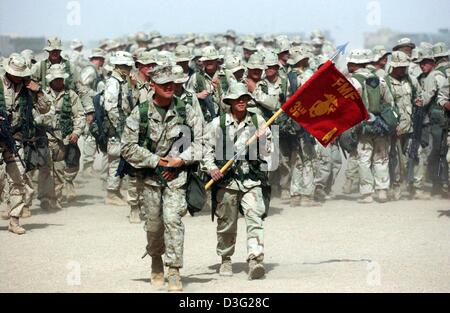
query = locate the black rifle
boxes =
[406,105,427,184]
[199,94,217,123]
[0,112,26,168]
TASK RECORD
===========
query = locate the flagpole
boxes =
[204,43,349,191]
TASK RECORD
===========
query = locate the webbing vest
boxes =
[216,112,265,183]
[108,76,133,138]
[0,78,34,139]
[40,59,73,90]
[58,91,74,138]
[353,72,382,114]
[137,96,187,153]
[385,74,415,111]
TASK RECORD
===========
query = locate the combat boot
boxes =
[377,189,388,203]
[281,189,291,200]
[392,185,402,201]
[1,209,10,220]
[314,186,327,202]
[151,256,165,287]
[21,207,31,218]
[167,267,182,292]
[358,194,374,204]
[413,190,431,200]
[219,257,233,277]
[66,184,77,203]
[290,196,302,207]
[8,217,26,235]
[41,199,52,211]
[300,196,322,207]
[342,179,355,194]
[105,191,127,206]
[248,258,265,280]
[129,206,141,224]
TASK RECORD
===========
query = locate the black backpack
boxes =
[89,91,109,153]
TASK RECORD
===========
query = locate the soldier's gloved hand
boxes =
[68,133,79,144]
[209,168,224,182]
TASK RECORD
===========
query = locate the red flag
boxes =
[281,60,368,147]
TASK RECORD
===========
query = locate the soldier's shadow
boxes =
[208,262,279,275]
[0,223,64,231]
[438,210,450,219]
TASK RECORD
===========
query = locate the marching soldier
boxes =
[121,65,203,291]
[0,53,50,234]
[36,64,85,209]
[34,37,75,91]
[104,51,135,205]
[77,48,106,176]
[202,82,272,280]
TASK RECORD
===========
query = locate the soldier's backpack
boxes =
[89,90,109,153]
[353,73,399,135]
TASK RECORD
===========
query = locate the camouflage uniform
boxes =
[384,51,425,198]
[121,66,203,272]
[104,52,134,200]
[37,65,85,208]
[0,54,51,234]
[202,83,272,269]
[349,50,395,201]
[77,49,105,175]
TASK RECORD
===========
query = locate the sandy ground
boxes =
[0,151,449,293]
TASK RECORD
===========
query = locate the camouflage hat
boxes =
[105,39,121,52]
[110,51,134,66]
[310,29,325,40]
[432,42,449,58]
[20,49,36,64]
[223,82,253,105]
[88,48,106,59]
[225,30,237,39]
[172,65,189,84]
[165,36,179,45]
[263,52,279,67]
[287,47,310,65]
[135,32,149,43]
[291,35,303,45]
[372,45,391,62]
[219,47,234,58]
[44,37,63,52]
[393,38,416,51]
[390,51,410,68]
[224,55,244,73]
[199,46,223,62]
[149,31,162,41]
[135,51,157,65]
[70,39,83,50]
[347,49,373,64]
[149,65,175,84]
[261,34,274,43]
[3,53,32,77]
[242,40,257,52]
[246,53,266,70]
[156,51,175,66]
[311,37,323,46]
[45,64,69,82]
[174,45,192,63]
[148,37,165,50]
[182,33,196,44]
[275,39,291,54]
[414,47,434,63]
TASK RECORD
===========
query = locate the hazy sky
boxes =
[1,0,449,46]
